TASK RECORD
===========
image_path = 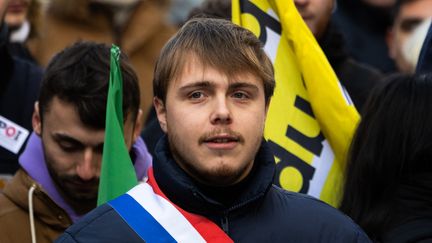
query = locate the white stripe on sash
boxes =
[127,183,206,243]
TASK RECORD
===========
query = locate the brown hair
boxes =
[153,17,275,104]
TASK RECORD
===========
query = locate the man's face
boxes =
[155,55,269,186]
[388,0,432,72]
[294,0,334,39]
[5,0,30,29]
[32,97,139,206]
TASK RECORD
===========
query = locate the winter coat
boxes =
[26,0,176,118]
[0,169,70,243]
[319,23,383,113]
[56,136,371,243]
[331,0,395,73]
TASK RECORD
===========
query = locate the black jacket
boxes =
[320,23,383,113]
[56,136,370,242]
[332,0,396,73]
[0,24,42,175]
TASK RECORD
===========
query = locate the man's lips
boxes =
[202,134,241,150]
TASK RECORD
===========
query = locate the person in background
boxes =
[386,0,432,73]
[0,41,152,243]
[340,74,432,242]
[5,0,41,62]
[56,18,370,243]
[26,0,176,120]
[0,0,42,189]
[167,0,203,26]
[333,0,397,73]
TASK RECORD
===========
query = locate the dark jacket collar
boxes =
[318,22,349,70]
[153,135,276,216]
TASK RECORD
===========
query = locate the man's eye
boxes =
[232,92,249,99]
[59,142,79,152]
[400,19,422,33]
[189,91,205,99]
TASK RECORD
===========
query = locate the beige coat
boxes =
[28,0,176,119]
[0,169,71,243]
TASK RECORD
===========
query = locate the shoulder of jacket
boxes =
[64,204,115,233]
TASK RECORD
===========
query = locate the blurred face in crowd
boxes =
[388,0,432,72]
[155,54,269,186]
[294,0,335,39]
[5,0,29,29]
[32,97,140,212]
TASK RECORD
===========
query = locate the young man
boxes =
[0,41,152,243]
[56,18,370,242]
[142,0,382,157]
[387,0,432,73]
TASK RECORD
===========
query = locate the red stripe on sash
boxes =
[147,168,234,243]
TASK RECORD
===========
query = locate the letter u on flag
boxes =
[97,45,138,206]
[232,0,360,206]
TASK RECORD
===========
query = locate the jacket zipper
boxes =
[219,193,265,234]
[221,214,229,233]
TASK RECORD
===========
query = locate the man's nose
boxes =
[76,148,99,181]
[294,0,309,7]
[210,96,232,125]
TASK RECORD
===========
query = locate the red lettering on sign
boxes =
[5,127,16,137]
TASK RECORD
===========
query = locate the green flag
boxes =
[97,44,138,206]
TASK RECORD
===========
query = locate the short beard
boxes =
[167,132,252,187]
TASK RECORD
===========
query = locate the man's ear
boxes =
[32,102,42,136]
[132,109,143,143]
[153,97,167,133]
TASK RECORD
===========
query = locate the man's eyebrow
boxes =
[53,133,105,148]
[229,82,259,92]
[399,17,423,31]
[178,81,213,92]
[52,133,83,145]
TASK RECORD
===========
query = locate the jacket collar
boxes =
[153,135,275,216]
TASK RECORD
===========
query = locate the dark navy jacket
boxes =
[416,23,432,75]
[0,24,42,175]
[56,137,370,243]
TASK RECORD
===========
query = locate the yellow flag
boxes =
[232,0,360,206]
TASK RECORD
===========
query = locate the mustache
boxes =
[198,128,245,144]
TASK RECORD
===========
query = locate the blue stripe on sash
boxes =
[108,194,177,243]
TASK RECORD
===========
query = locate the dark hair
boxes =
[339,73,432,240]
[153,18,275,105]
[391,0,417,22]
[39,41,140,129]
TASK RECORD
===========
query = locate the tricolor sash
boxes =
[108,168,233,243]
